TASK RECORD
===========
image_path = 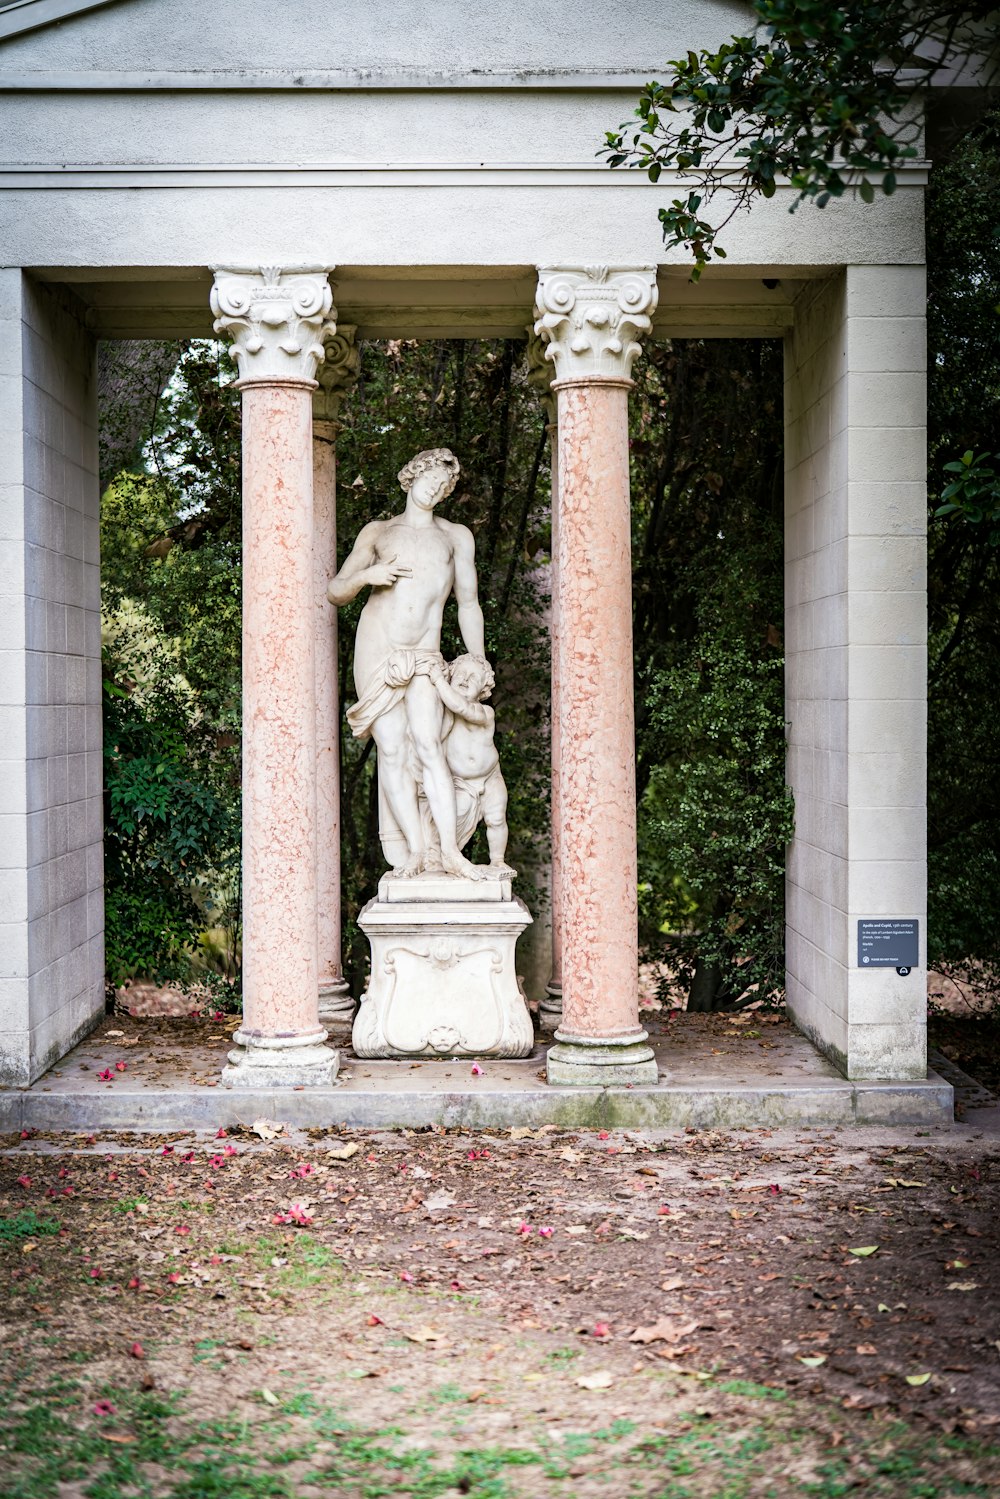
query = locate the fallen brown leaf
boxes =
[629,1317,699,1346]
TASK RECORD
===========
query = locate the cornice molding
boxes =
[0,162,930,190]
[0,66,658,90]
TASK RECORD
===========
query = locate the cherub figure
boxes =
[420,654,516,878]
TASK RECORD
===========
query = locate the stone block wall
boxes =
[784,266,928,1080]
[0,271,103,1086]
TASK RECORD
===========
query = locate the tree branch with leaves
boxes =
[602,1,997,277]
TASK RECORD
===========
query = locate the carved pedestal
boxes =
[353,873,533,1058]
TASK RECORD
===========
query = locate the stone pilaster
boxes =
[313,327,359,1031]
[533,266,659,1087]
[784,267,928,1080]
[212,266,338,1088]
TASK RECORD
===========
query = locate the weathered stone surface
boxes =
[354,891,533,1059]
[221,1027,339,1089]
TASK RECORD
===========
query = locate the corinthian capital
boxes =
[533,266,658,384]
[313,326,360,423]
[524,328,556,426]
[211,266,337,386]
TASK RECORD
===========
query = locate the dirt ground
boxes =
[2,1108,999,1497]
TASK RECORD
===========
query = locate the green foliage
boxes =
[629,340,789,1007]
[602,2,995,274]
[936,449,1000,540]
[102,633,239,987]
[0,1211,60,1242]
[926,105,1000,974]
[640,584,793,1006]
[100,343,243,987]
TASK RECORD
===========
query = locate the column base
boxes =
[537,980,563,1033]
[546,1027,658,1087]
[221,1027,339,1088]
[318,978,355,1032]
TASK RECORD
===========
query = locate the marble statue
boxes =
[328,446,533,1060]
[328,446,506,881]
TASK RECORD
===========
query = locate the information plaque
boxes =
[857,919,919,970]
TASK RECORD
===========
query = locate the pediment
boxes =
[0,0,756,85]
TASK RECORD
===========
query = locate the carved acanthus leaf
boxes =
[211,266,336,385]
[524,328,556,424]
[533,266,658,383]
[314,325,360,422]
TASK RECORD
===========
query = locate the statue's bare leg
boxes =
[371,705,425,876]
[483,770,516,877]
[406,677,482,880]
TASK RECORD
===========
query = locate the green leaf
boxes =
[848,1245,879,1257]
[858,179,874,204]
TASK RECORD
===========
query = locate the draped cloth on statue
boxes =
[420,766,506,862]
[346,648,445,865]
[345,648,445,741]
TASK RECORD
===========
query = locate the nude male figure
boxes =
[327,447,487,880]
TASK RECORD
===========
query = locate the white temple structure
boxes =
[0,0,931,1096]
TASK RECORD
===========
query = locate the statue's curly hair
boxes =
[397,447,461,496]
[448,653,495,700]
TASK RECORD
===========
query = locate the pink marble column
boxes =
[540,413,564,1029]
[526,334,563,1032]
[534,266,659,1086]
[312,329,359,1031]
[211,267,338,1087]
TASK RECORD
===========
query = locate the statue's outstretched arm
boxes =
[431,673,491,726]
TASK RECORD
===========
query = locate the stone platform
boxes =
[0,1015,954,1132]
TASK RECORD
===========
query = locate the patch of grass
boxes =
[0,1210,60,1242]
[716,1379,789,1400]
[1,1369,998,1499]
[429,1382,468,1404]
[214,1237,250,1256]
[277,1390,319,1417]
[111,1196,147,1215]
[191,1338,226,1368]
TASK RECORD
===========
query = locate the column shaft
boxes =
[538,417,564,1027]
[313,417,353,1025]
[240,382,324,1040]
[553,381,644,1039]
